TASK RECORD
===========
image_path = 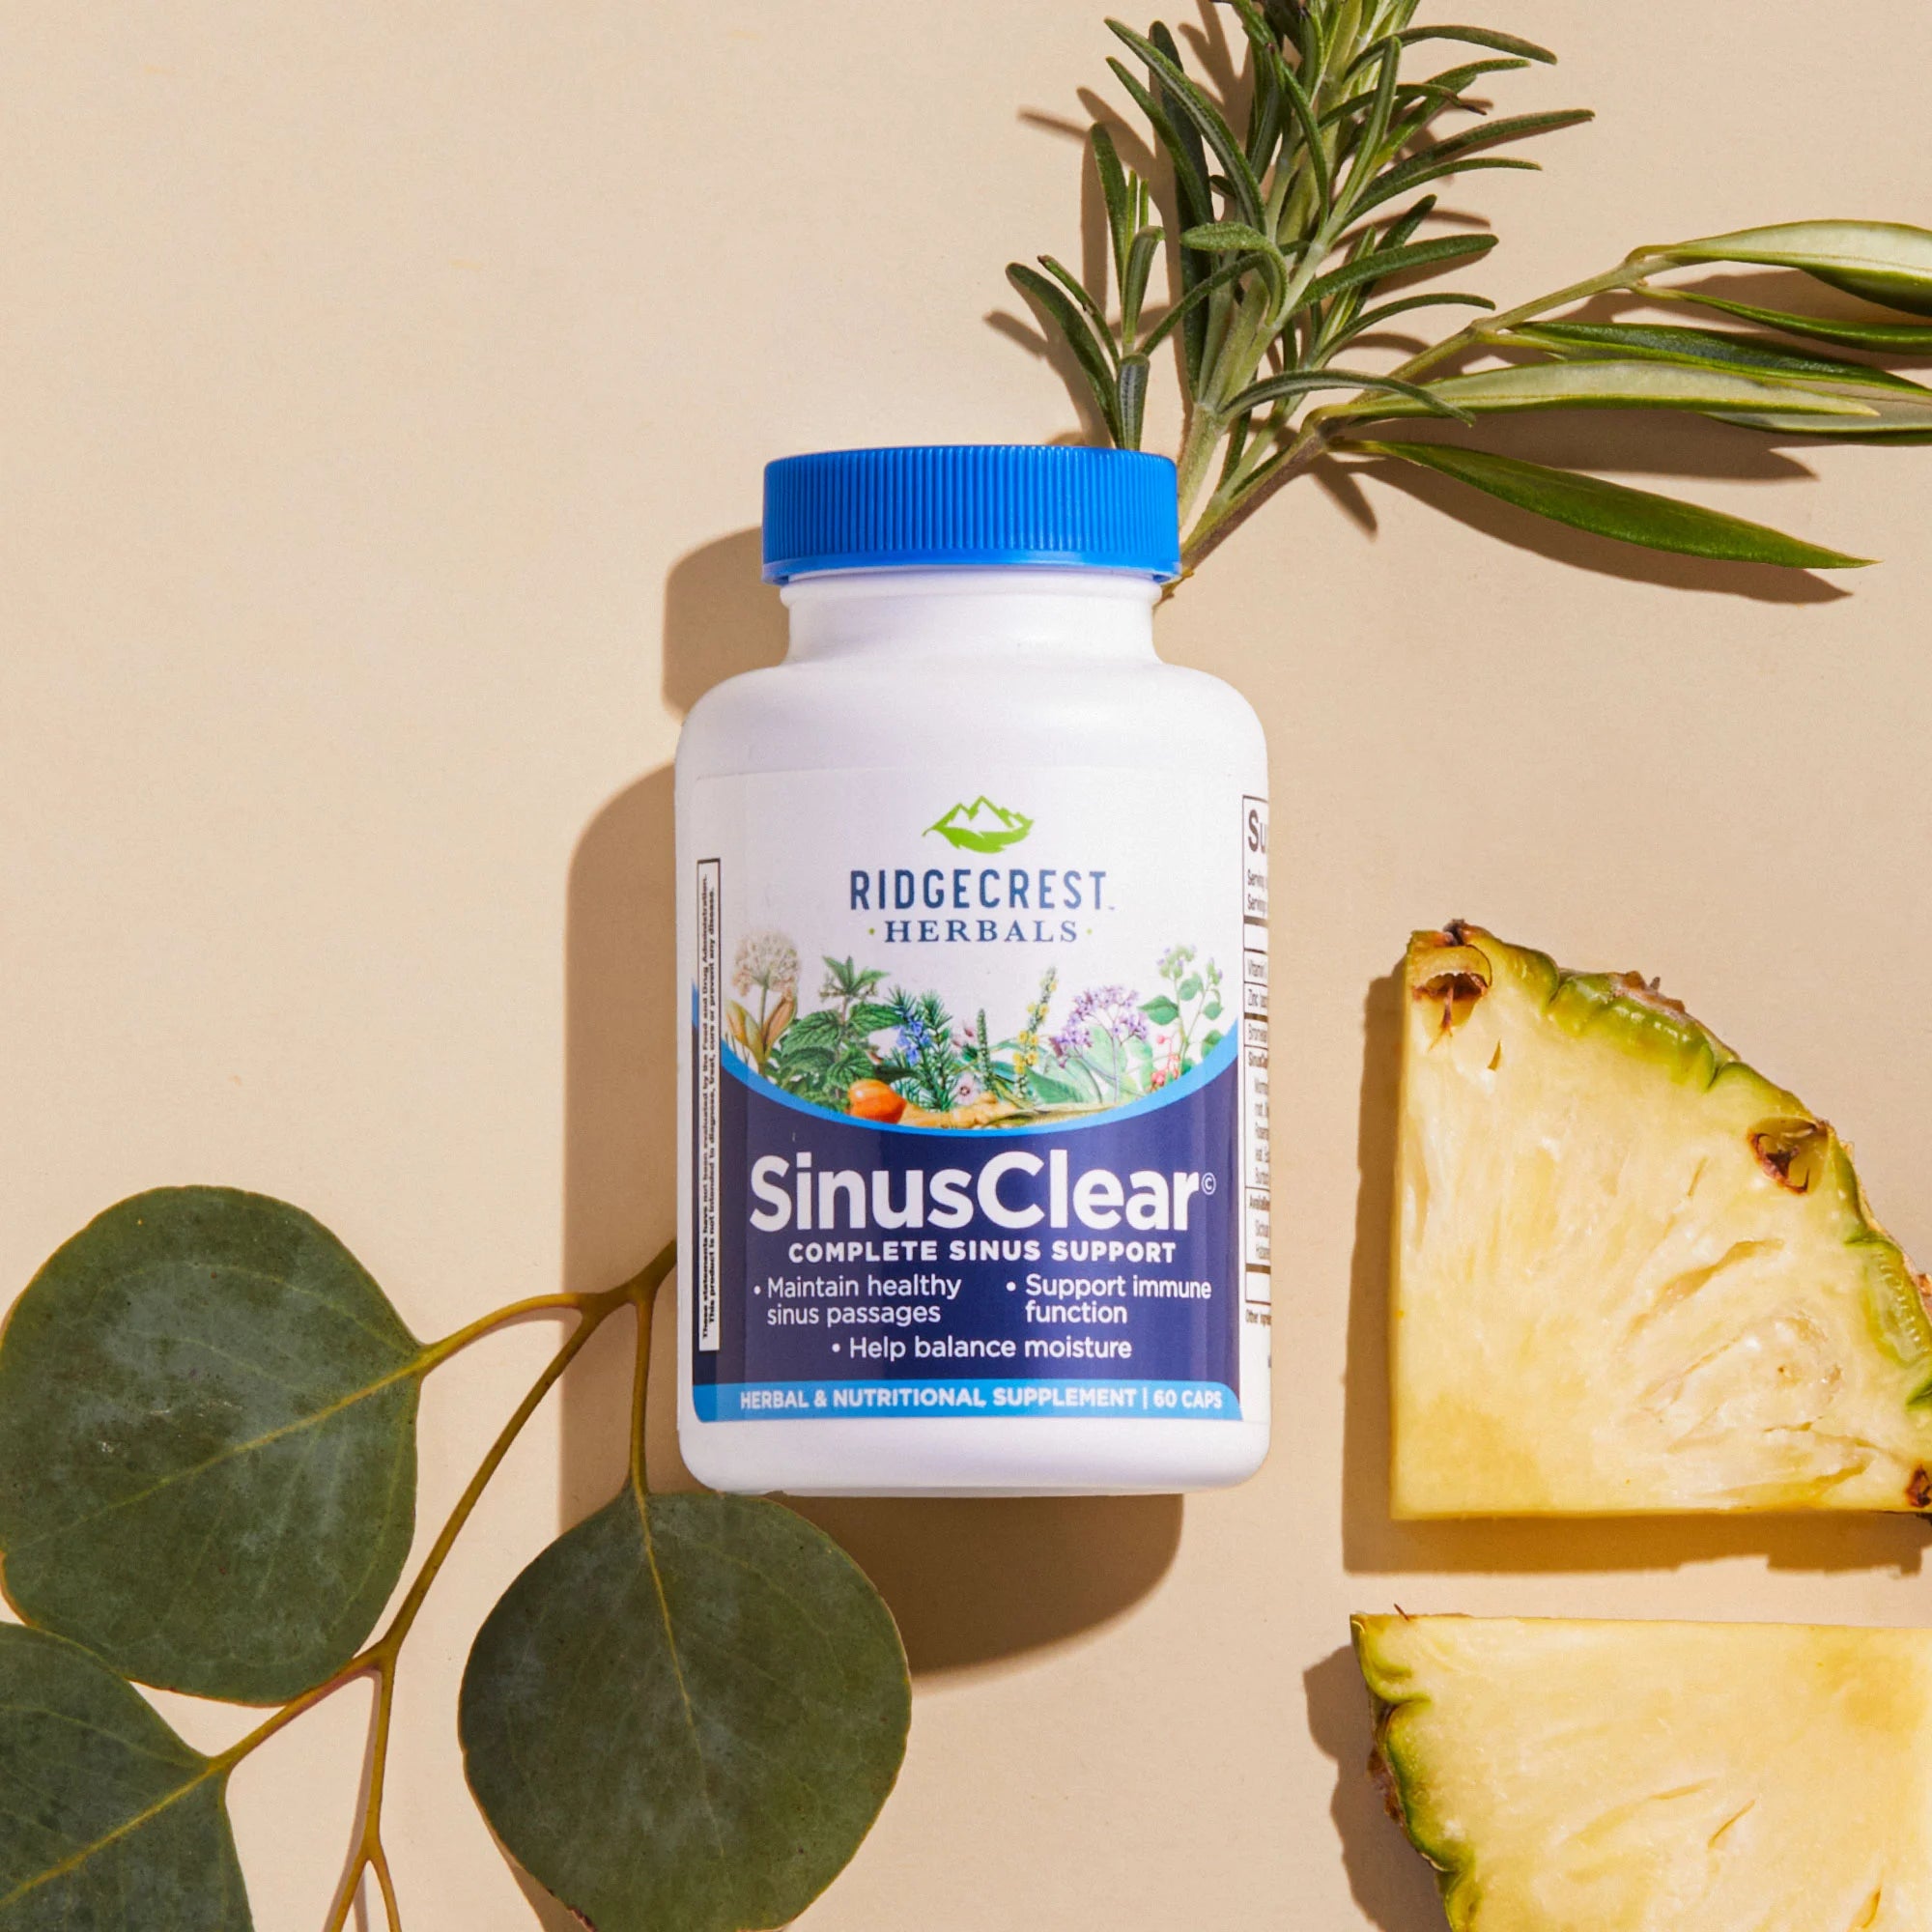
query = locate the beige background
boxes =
[4,2,1932,1925]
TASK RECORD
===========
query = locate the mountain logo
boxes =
[923,796,1035,853]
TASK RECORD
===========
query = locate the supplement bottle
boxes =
[675,445,1269,1494]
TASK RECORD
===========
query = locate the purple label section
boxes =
[693,1034,1243,1419]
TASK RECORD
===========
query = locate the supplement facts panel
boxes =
[1241,796,1270,1316]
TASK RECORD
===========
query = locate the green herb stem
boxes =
[1179,258,1641,568]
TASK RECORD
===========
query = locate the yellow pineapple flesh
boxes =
[1394,923,1932,1515]
[1356,1613,1932,1930]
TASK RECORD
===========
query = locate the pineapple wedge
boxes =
[1355,1613,1932,1930]
[1395,923,1932,1515]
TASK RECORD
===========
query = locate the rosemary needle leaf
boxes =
[1505,322,1929,392]
[1340,292,1498,343]
[1396,24,1558,64]
[1008,263,1125,441]
[1104,59,1212,218]
[1226,369,1475,421]
[1346,439,1873,568]
[1039,254,1117,339]
[1090,123,1134,288]
[1334,358,1880,418]
[1109,20,1268,228]
[1274,57,1331,213]
[1421,56,1536,95]
[1379,106,1594,190]
[1140,255,1251,352]
[1340,37,1403,217]
[1304,233,1498,303]
[1119,354,1151,448]
[1122,227,1163,331]
[1647,288,1932,355]
[1182,220,1279,253]
[1348,155,1540,223]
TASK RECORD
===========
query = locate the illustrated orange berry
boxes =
[847,1079,906,1123]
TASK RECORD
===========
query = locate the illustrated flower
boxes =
[896,1007,936,1064]
[881,986,964,1114]
[1049,1012,1092,1060]
[1015,966,1057,1083]
[732,929,799,1002]
[1053,985,1146,1062]
[1088,985,1151,1042]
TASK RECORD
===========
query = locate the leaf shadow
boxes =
[1342,969,1932,1578]
[507,1865,588,1932]
[495,1827,590,1929]
[1017,106,1112,303]
[557,530,1186,1682]
[984,308,1112,445]
[1304,1644,1445,1932]
[1006,99,1119,443]
[1176,0,1244,112]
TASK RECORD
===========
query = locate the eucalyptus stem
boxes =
[213,1242,677,1931]
[418,1290,603,1371]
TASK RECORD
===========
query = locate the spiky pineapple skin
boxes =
[1393,923,1932,1516]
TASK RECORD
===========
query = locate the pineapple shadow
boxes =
[1341,971,1932,1577]
[554,528,1183,1684]
[1304,1644,1447,1932]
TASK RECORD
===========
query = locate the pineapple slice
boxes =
[1355,1613,1932,1930]
[1395,923,1932,1515]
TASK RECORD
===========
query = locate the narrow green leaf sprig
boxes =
[1009,3,1932,573]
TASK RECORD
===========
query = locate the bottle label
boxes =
[687,766,1269,1422]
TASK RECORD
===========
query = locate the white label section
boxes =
[1240,795,1270,1310]
[696,858,723,1351]
[688,766,1259,1087]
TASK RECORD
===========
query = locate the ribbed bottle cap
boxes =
[761,444,1181,582]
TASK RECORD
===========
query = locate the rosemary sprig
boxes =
[1010,3,1932,575]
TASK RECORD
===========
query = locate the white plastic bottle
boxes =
[675,445,1269,1494]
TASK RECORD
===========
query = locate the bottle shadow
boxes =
[1340,967,1932,1577]
[554,528,1183,1680]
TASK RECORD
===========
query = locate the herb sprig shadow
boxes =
[1010,0,1932,576]
[0,1188,907,1931]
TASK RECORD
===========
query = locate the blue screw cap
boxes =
[761,444,1181,582]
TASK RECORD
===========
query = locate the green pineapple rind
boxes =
[1351,1613,1479,1929]
[1406,923,1932,1408]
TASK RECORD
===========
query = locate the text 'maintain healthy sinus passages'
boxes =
[687,768,1271,1425]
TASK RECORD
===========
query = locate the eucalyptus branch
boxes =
[1010,1,1932,578]
[0,1183,908,1930]
[206,1246,674,1931]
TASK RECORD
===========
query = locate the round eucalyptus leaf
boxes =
[0,1187,423,1703]
[460,1489,910,1932]
[0,1624,250,1928]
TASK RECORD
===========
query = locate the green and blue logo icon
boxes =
[924,797,1034,854]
